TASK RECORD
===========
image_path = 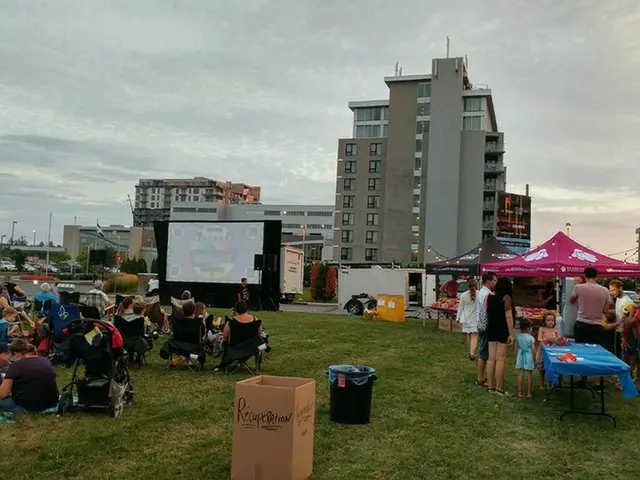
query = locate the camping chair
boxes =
[34,298,54,319]
[115,294,127,308]
[159,316,206,371]
[81,292,113,319]
[59,291,81,306]
[171,297,194,319]
[218,316,265,374]
[114,315,151,368]
[143,294,166,329]
[46,302,82,361]
[11,294,31,313]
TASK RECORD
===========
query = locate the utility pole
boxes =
[636,227,640,264]
[10,221,17,245]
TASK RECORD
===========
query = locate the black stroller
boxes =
[57,318,133,418]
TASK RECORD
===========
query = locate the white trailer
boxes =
[280,246,304,303]
[338,266,428,315]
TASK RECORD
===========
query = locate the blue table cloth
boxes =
[542,343,639,400]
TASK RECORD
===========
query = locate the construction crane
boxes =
[127,194,137,224]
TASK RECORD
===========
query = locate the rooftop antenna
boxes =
[446,36,450,58]
[394,62,399,76]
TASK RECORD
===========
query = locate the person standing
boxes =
[237,278,250,304]
[570,267,611,346]
[609,279,633,357]
[440,275,460,299]
[476,272,497,387]
[456,279,478,360]
[486,277,516,396]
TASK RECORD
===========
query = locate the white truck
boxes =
[338,266,428,315]
[280,246,304,303]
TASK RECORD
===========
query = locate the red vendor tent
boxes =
[481,231,640,278]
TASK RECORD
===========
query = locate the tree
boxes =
[121,257,136,274]
[51,251,71,263]
[13,236,28,246]
[137,258,148,273]
[310,263,320,300]
[76,250,88,270]
[150,258,159,274]
[10,249,27,271]
[324,266,337,301]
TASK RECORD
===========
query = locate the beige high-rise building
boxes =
[133,177,261,227]
[334,56,507,265]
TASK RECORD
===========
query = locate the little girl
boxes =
[515,318,536,398]
[536,312,561,389]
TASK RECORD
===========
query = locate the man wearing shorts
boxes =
[476,271,497,386]
[570,267,611,344]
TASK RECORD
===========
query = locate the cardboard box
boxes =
[231,376,316,480]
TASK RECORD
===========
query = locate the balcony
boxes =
[484,162,505,174]
[484,181,505,192]
[412,225,419,232]
[485,142,505,154]
[483,222,495,230]
[483,202,495,212]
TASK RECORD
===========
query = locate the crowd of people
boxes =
[455,267,640,397]
[0,277,269,414]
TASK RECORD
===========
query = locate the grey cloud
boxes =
[0,0,638,251]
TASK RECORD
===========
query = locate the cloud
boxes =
[0,0,638,255]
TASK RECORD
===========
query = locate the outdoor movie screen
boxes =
[165,222,264,285]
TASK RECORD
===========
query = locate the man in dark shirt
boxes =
[237,278,250,304]
[0,339,58,413]
[0,343,9,378]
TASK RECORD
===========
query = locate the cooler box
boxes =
[376,294,405,323]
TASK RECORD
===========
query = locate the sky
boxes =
[0,0,639,258]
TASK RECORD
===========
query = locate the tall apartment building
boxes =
[133,177,261,227]
[334,56,507,265]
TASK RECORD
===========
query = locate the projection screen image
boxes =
[166,222,264,284]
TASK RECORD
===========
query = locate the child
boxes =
[515,318,536,398]
[536,312,561,389]
[621,303,640,383]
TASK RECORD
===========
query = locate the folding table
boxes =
[542,343,638,427]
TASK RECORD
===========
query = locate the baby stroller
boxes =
[57,318,133,418]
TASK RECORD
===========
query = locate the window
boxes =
[368,160,381,173]
[175,196,179,201]
[193,188,200,194]
[414,157,421,171]
[416,121,430,134]
[341,230,354,243]
[413,176,421,189]
[368,178,381,191]
[307,211,333,216]
[345,143,357,156]
[412,214,420,226]
[283,211,305,216]
[369,143,382,156]
[464,97,483,112]
[413,194,420,207]
[417,102,431,117]
[367,195,380,208]
[343,178,354,191]
[417,82,431,98]
[193,196,199,202]
[342,213,354,225]
[463,115,483,130]
[340,247,353,261]
[365,248,378,261]
[343,195,354,208]
[366,213,379,226]
[344,161,356,173]
[263,210,281,216]
[150,202,155,208]
[410,251,419,263]
[381,124,388,137]
[366,231,379,244]
[415,139,422,152]
[354,124,381,138]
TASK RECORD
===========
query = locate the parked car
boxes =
[22,264,36,273]
[624,290,640,305]
[0,261,16,271]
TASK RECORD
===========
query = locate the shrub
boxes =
[137,258,148,273]
[324,266,337,300]
[310,263,320,300]
[104,273,139,294]
[150,258,159,274]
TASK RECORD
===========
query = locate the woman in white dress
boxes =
[456,278,478,360]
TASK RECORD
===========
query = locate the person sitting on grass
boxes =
[0,344,10,377]
[0,339,59,413]
[515,318,535,398]
[0,307,36,343]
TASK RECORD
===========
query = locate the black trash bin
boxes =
[328,364,377,424]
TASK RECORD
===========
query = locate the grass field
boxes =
[5,311,640,480]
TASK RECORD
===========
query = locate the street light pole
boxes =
[32,229,36,246]
[10,221,17,245]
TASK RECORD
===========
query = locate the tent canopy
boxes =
[481,231,640,278]
[426,236,517,275]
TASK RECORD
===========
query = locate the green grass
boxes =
[4,312,640,479]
